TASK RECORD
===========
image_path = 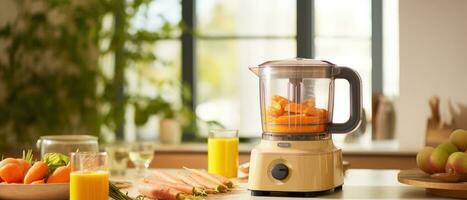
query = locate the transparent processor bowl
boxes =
[261,77,332,134]
[250,58,362,136]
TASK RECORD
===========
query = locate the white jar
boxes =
[159,119,182,144]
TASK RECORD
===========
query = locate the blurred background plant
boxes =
[0,0,104,150]
[0,0,188,151]
[98,0,182,142]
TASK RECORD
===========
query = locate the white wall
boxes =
[397,0,467,149]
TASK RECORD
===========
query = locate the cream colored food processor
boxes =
[248,58,362,197]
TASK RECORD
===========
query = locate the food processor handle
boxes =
[328,67,362,133]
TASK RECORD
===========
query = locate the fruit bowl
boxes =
[398,169,467,199]
[0,183,69,200]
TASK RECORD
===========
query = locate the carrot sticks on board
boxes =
[139,169,233,199]
[176,173,217,194]
[183,167,233,188]
[211,173,234,188]
[148,170,181,184]
[188,174,227,193]
[143,178,207,196]
[139,184,184,200]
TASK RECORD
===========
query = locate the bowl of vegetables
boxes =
[0,151,70,200]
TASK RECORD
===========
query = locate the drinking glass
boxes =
[129,143,155,175]
[105,144,129,176]
[70,152,109,200]
[208,129,239,178]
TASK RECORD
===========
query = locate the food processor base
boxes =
[248,139,344,195]
[250,185,342,197]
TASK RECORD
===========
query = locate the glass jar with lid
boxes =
[36,135,98,157]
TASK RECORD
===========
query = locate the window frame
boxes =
[181,0,383,139]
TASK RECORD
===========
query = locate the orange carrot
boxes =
[149,170,182,184]
[267,104,285,117]
[268,96,289,117]
[316,108,329,119]
[302,97,316,108]
[270,100,282,110]
[0,163,24,183]
[177,174,217,194]
[271,95,289,108]
[177,174,204,188]
[139,183,183,200]
[0,158,22,170]
[144,179,193,194]
[183,167,228,188]
[284,102,304,114]
[24,161,48,184]
[31,179,45,184]
[267,124,327,133]
[16,159,31,174]
[144,178,206,196]
[148,171,213,195]
[273,114,322,124]
[188,174,226,192]
[46,165,70,183]
[211,174,233,188]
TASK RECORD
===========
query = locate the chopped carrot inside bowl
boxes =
[265,95,329,133]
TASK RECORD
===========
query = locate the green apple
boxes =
[446,152,467,174]
[429,147,449,173]
[416,146,434,174]
[437,142,459,155]
[450,129,467,151]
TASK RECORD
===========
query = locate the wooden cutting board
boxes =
[398,169,467,199]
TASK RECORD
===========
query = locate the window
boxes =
[314,0,372,123]
[131,0,383,139]
[125,0,182,141]
[191,0,380,137]
[195,0,296,136]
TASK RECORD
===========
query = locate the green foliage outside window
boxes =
[0,0,105,150]
[0,0,180,151]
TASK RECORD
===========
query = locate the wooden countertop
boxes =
[115,169,443,199]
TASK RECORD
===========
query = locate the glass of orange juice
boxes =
[70,152,109,200]
[208,129,239,178]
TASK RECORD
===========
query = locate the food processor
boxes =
[248,58,362,196]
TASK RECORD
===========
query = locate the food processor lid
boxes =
[258,58,334,68]
[250,58,335,78]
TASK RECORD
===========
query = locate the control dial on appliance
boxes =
[271,163,289,180]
